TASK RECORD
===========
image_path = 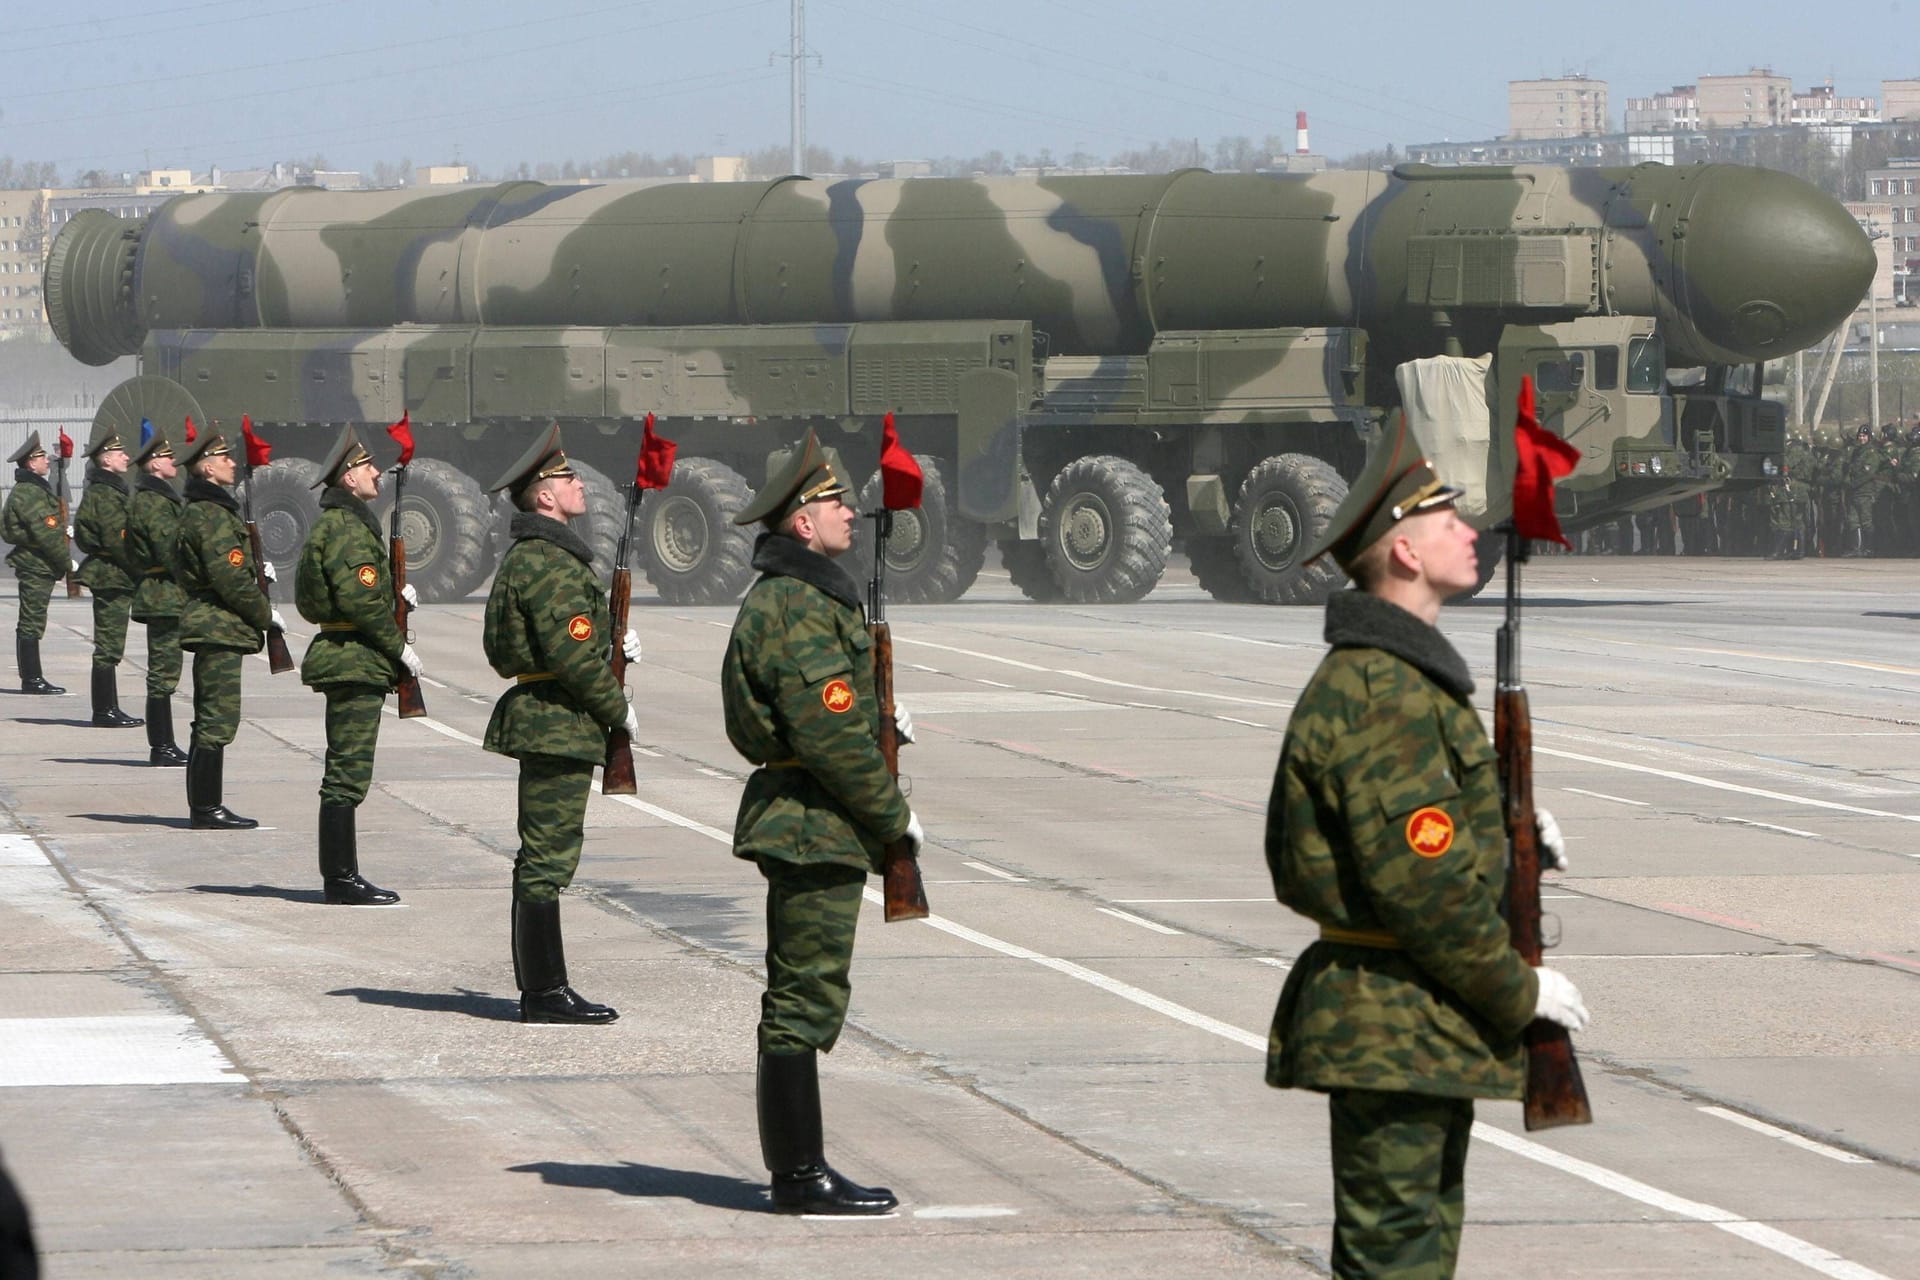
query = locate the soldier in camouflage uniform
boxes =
[1841,422,1888,557]
[1263,418,1590,1279]
[3,432,71,695]
[721,430,923,1217]
[1880,423,1918,557]
[73,423,145,728]
[295,427,424,906]
[127,425,190,765]
[1764,465,1807,560]
[175,430,285,830]
[483,425,641,1023]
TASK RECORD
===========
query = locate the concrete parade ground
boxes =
[1,553,1916,1279]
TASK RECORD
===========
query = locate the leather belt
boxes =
[318,622,357,633]
[762,758,803,769]
[515,672,556,684]
[1318,925,1403,950]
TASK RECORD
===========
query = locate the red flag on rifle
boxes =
[635,412,677,490]
[183,416,197,444]
[878,411,923,510]
[386,411,415,466]
[240,414,272,467]
[1512,375,1580,549]
[57,428,74,459]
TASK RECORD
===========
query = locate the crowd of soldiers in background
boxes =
[1575,416,1920,559]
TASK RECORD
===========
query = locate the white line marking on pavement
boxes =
[418,676,448,689]
[1254,957,1292,969]
[1194,632,1307,650]
[1537,746,1920,824]
[914,1205,1019,1219]
[1214,716,1267,729]
[1116,898,1267,904]
[0,834,49,866]
[595,786,734,843]
[898,637,1293,710]
[1552,952,1812,961]
[1095,907,1184,935]
[1561,787,1649,807]
[962,861,1027,882]
[0,1014,238,1087]
[1721,817,1824,839]
[1698,1107,1873,1164]
[975,678,1013,688]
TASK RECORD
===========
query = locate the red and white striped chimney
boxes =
[1295,111,1310,155]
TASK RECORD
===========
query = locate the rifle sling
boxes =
[1318,925,1404,950]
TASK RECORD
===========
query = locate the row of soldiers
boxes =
[5,419,922,1218]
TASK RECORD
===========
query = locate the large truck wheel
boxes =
[1039,455,1172,603]
[1185,537,1256,602]
[1231,454,1347,605]
[242,458,321,600]
[639,457,757,604]
[568,458,624,579]
[394,458,493,602]
[854,455,988,604]
[999,539,1062,602]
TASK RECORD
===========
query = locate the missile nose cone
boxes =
[1672,167,1875,363]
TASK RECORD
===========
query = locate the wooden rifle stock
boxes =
[246,520,296,674]
[1495,659,1592,1130]
[389,525,426,718]
[871,619,929,922]
[601,565,638,794]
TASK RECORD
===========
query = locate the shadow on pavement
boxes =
[507,1160,767,1211]
[327,986,522,1021]
[191,883,326,904]
[12,716,99,727]
[50,756,162,768]
[74,813,193,828]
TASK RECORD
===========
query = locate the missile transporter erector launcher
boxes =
[46,163,1872,602]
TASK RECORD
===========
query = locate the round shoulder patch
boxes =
[356,564,379,588]
[225,547,246,568]
[820,678,855,714]
[1405,806,1455,858]
[567,614,594,642]
[43,515,57,527]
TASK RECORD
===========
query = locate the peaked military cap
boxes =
[1306,412,1462,572]
[733,430,854,527]
[85,419,128,458]
[177,430,231,469]
[7,431,46,465]
[314,425,375,488]
[133,424,175,465]
[486,423,574,496]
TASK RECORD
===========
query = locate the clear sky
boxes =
[3,0,1914,177]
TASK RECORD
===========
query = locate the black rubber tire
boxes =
[1230,453,1348,605]
[638,457,757,605]
[851,454,988,605]
[998,538,1062,602]
[568,458,624,580]
[1185,537,1256,602]
[1038,454,1172,603]
[392,458,492,603]
[241,458,321,600]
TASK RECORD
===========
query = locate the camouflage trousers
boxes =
[188,648,246,749]
[90,589,132,667]
[513,754,593,905]
[320,684,386,808]
[757,859,865,1056]
[13,571,56,641]
[1845,485,1882,534]
[1328,1089,1472,1280]
[143,616,183,698]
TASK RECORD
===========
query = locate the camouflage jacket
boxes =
[483,511,626,763]
[1765,477,1806,527]
[127,475,187,622]
[1265,590,1536,1100]
[1845,442,1889,488]
[175,476,273,653]
[721,532,911,873]
[297,488,407,689]
[74,467,136,593]
[2,469,66,578]
[1893,445,1920,487]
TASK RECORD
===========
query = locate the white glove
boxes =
[893,701,915,745]
[399,644,423,678]
[621,704,640,739]
[401,582,419,608]
[260,558,277,583]
[1532,967,1590,1032]
[1536,808,1568,873]
[70,557,81,572]
[66,525,75,539]
[621,628,642,664]
[901,810,925,855]
[269,608,287,632]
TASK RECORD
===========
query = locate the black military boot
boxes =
[146,696,188,766]
[512,898,617,1024]
[90,665,144,727]
[1766,531,1788,561]
[17,637,64,695]
[319,803,399,905]
[187,744,258,830]
[757,1049,898,1215]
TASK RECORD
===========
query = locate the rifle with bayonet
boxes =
[237,416,295,675]
[386,413,426,718]
[602,413,677,795]
[56,429,80,598]
[870,412,930,923]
